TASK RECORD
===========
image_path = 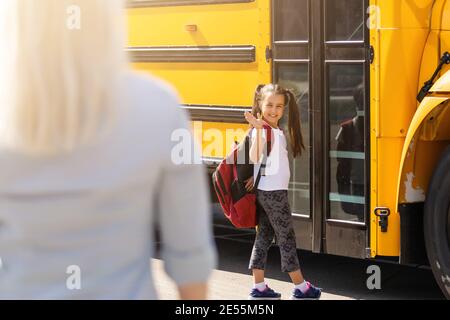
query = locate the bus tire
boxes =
[424,145,450,299]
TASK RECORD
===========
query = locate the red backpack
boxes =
[212,125,273,229]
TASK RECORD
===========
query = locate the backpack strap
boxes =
[254,125,273,189]
[264,124,273,155]
[254,162,264,190]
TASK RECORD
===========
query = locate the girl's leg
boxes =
[253,269,266,284]
[288,270,305,286]
[249,201,282,300]
[249,196,275,284]
[257,190,301,277]
[258,191,322,299]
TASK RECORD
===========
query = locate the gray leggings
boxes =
[249,190,300,273]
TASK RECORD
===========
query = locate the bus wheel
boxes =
[424,145,450,299]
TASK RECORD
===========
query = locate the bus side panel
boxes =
[376,138,404,256]
[378,29,429,138]
[128,0,271,107]
[194,121,249,159]
[129,1,262,47]
[370,0,432,258]
[132,62,263,107]
[128,0,271,158]
[371,30,429,257]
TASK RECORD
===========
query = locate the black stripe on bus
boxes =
[182,104,251,123]
[128,0,254,8]
[127,45,256,63]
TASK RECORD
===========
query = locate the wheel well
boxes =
[398,100,450,205]
[398,100,450,265]
[399,202,428,265]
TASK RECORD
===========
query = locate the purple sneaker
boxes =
[249,286,282,300]
[291,282,322,300]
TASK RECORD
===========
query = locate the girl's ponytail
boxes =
[251,84,265,119]
[285,90,305,158]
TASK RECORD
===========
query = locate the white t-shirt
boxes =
[252,128,291,191]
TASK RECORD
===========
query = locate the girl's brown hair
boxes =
[252,84,305,158]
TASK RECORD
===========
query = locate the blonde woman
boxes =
[0,0,216,299]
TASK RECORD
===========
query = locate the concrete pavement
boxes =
[152,220,444,300]
[152,258,351,300]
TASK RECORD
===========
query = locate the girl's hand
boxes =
[245,177,254,192]
[244,112,266,129]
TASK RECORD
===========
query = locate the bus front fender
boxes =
[396,96,450,208]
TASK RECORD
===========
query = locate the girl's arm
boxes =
[245,112,267,164]
[249,128,266,164]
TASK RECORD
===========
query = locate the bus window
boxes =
[277,64,310,217]
[328,64,365,222]
[326,0,364,42]
[273,0,310,217]
[274,0,309,41]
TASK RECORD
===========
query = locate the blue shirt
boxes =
[0,72,217,299]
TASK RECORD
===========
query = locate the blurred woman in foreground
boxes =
[0,0,216,299]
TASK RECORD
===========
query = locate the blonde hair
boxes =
[0,0,127,155]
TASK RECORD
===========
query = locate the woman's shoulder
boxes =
[108,71,191,158]
[121,70,187,126]
[123,70,180,105]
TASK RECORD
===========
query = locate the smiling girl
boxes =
[244,84,322,300]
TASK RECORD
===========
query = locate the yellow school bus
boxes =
[127,0,450,298]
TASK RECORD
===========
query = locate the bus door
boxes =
[272,0,370,259]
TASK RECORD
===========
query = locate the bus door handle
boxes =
[374,207,391,233]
